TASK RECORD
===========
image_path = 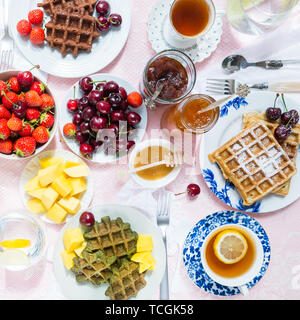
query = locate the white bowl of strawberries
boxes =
[0,68,58,159]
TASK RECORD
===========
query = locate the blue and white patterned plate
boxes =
[183,210,271,296]
[200,91,300,213]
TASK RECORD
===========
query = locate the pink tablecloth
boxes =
[1,0,300,300]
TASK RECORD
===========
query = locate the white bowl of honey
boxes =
[129,139,182,188]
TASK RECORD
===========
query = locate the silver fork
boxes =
[0,0,14,71]
[157,189,171,300]
[206,78,300,95]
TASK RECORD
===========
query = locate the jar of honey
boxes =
[161,94,219,134]
[140,49,196,106]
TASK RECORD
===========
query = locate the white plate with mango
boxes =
[19,150,94,224]
[52,204,166,300]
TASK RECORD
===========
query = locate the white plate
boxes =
[10,0,131,78]
[200,92,300,213]
[60,73,148,163]
[147,0,223,64]
[53,204,166,300]
[19,149,94,224]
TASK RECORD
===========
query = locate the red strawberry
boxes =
[0,139,13,154]
[7,114,23,132]
[16,19,32,36]
[127,92,143,108]
[7,77,21,93]
[26,108,40,123]
[0,80,7,97]
[18,93,26,103]
[30,27,45,45]
[0,119,11,140]
[19,122,34,137]
[63,123,76,137]
[25,90,43,107]
[0,105,11,120]
[40,113,54,128]
[30,81,45,95]
[28,9,44,25]
[32,126,49,144]
[2,91,18,109]
[40,93,54,111]
[14,136,36,157]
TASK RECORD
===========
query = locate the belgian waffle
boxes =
[208,121,297,206]
[105,259,147,300]
[38,0,97,15]
[71,250,117,286]
[243,111,300,196]
[44,8,100,57]
[84,217,138,258]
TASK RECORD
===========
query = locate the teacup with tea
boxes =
[200,224,264,295]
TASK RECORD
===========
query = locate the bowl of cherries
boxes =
[266,93,299,141]
[60,73,147,163]
[0,68,58,159]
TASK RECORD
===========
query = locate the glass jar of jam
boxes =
[160,94,219,134]
[140,49,196,106]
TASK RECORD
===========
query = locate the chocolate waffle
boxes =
[38,0,97,15]
[208,121,297,206]
[243,111,300,196]
[105,259,147,300]
[84,217,138,258]
[44,8,99,57]
[71,250,117,285]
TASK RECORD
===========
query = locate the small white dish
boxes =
[10,0,131,78]
[60,73,147,164]
[0,70,59,160]
[19,149,94,225]
[53,203,166,300]
[129,138,181,188]
[147,0,223,64]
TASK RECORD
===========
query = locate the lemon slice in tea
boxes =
[0,239,31,249]
[213,229,248,264]
[0,249,30,267]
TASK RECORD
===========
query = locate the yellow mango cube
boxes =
[61,250,76,270]
[63,228,84,253]
[58,197,81,214]
[24,176,41,192]
[139,262,151,273]
[38,163,64,187]
[64,164,89,178]
[137,235,153,252]
[131,251,152,263]
[69,177,87,196]
[51,174,72,198]
[41,187,59,210]
[27,198,46,214]
[64,161,80,169]
[27,188,46,200]
[39,157,64,169]
[74,241,87,258]
[46,203,68,224]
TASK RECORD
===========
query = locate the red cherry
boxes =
[67,99,78,113]
[187,184,201,198]
[79,211,95,227]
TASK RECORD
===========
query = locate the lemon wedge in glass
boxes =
[213,229,248,264]
[0,239,31,249]
[0,249,30,267]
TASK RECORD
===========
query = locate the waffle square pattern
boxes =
[38,0,97,15]
[209,121,297,206]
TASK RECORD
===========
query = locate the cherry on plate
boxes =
[79,211,95,228]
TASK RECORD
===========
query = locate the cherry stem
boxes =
[73,86,76,100]
[281,93,288,112]
[89,80,106,84]
[2,91,17,107]
[174,191,188,196]
[286,114,295,128]
[29,65,40,72]
[273,93,280,108]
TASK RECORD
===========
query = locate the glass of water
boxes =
[227,0,299,35]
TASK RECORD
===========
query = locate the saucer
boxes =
[147,0,223,63]
[183,210,271,296]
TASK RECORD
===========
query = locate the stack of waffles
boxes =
[70,216,147,300]
[37,0,99,57]
[209,120,298,206]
